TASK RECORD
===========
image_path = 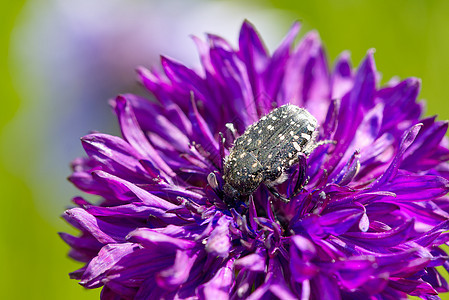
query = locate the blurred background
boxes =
[1,0,449,299]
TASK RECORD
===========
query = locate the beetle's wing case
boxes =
[223,105,293,195]
[223,104,318,197]
[232,113,280,152]
[256,105,317,177]
[233,105,301,151]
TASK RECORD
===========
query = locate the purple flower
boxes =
[61,21,449,299]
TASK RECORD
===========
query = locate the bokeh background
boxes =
[2,0,449,299]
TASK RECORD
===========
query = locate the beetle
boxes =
[221,104,318,203]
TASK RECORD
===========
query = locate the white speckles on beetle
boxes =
[293,141,302,152]
[221,104,319,202]
[301,133,311,140]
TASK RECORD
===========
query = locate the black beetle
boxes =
[221,104,318,203]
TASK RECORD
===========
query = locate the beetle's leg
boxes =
[266,154,308,202]
[293,153,308,196]
[267,186,290,203]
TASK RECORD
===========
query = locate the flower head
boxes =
[61,21,449,299]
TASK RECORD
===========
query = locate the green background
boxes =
[1,0,449,299]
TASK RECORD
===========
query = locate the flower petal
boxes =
[235,250,266,272]
[156,249,198,290]
[378,77,422,134]
[113,95,176,178]
[205,216,231,258]
[92,170,179,210]
[326,50,377,175]
[331,51,353,99]
[127,228,196,250]
[343,219,414,247]
[371,123,422,188]
[81,133,150,181]
[197,258,235,300]
[263,21,300,111]
[64,208,132,243]
[80,243,138,288]
[238,20,268,106]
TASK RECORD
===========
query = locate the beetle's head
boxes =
[222,169,264,202]
[222,151,264,203]
[223,182,241,199]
